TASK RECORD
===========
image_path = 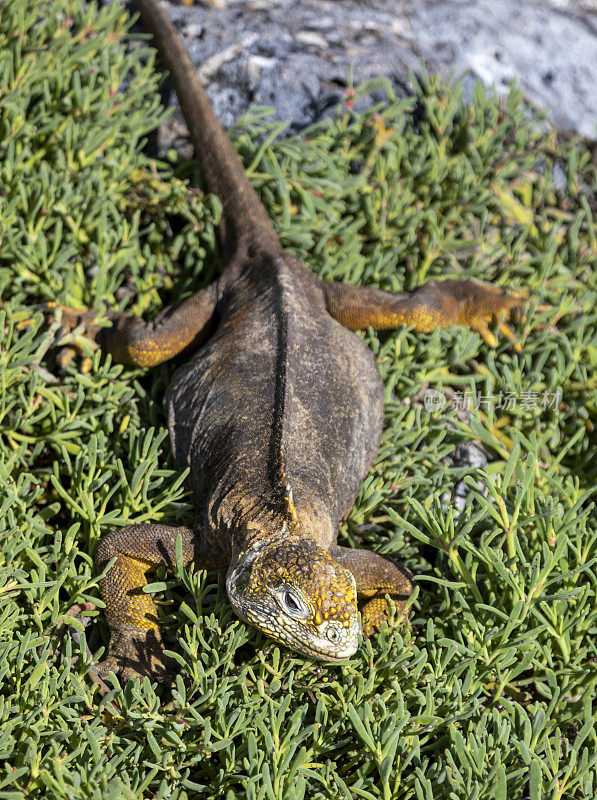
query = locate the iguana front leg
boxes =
[329,546,413,636]
[95,523,226,683]
[323,278,546,350]
[21,281,219,369]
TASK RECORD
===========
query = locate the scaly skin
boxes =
[36,0,547,682]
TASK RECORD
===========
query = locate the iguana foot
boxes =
[418,278,533,351]
[360,596,410,638]
[97,625,176,686]
[18,301,106,371]
[329,546,412,640]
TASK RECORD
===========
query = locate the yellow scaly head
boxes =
[226,538,359,660]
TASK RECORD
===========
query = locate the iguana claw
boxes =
[95,625,176,687]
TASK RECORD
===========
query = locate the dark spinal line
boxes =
[267,280,293,520]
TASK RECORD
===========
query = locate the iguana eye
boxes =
[326,626,340,643]
[279,587,308,618]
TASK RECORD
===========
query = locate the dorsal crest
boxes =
[284,482,299,531]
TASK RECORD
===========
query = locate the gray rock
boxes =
[409,0,597,138]
[144,0,596,143]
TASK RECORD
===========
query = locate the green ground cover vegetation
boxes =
[0,1,595,798]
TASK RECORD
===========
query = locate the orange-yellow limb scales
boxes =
[329,546,413,636]
[23,282,219,369]
[322,278,531,350]
[94,523,224,683]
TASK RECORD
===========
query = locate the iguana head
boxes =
[226,538,359,660]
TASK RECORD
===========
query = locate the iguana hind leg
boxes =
[21,282,219,369]
[329,546,413,636]
[322,278,544,350]
[94,523,224,683]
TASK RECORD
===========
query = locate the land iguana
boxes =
[42,0,541,682]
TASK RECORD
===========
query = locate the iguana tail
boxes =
[134,0,281,263]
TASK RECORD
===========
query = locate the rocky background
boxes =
[143,0,597,146]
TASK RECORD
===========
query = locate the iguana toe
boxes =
[19,301,104,371]
[360,597,410,638]
[97,625,176,686]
